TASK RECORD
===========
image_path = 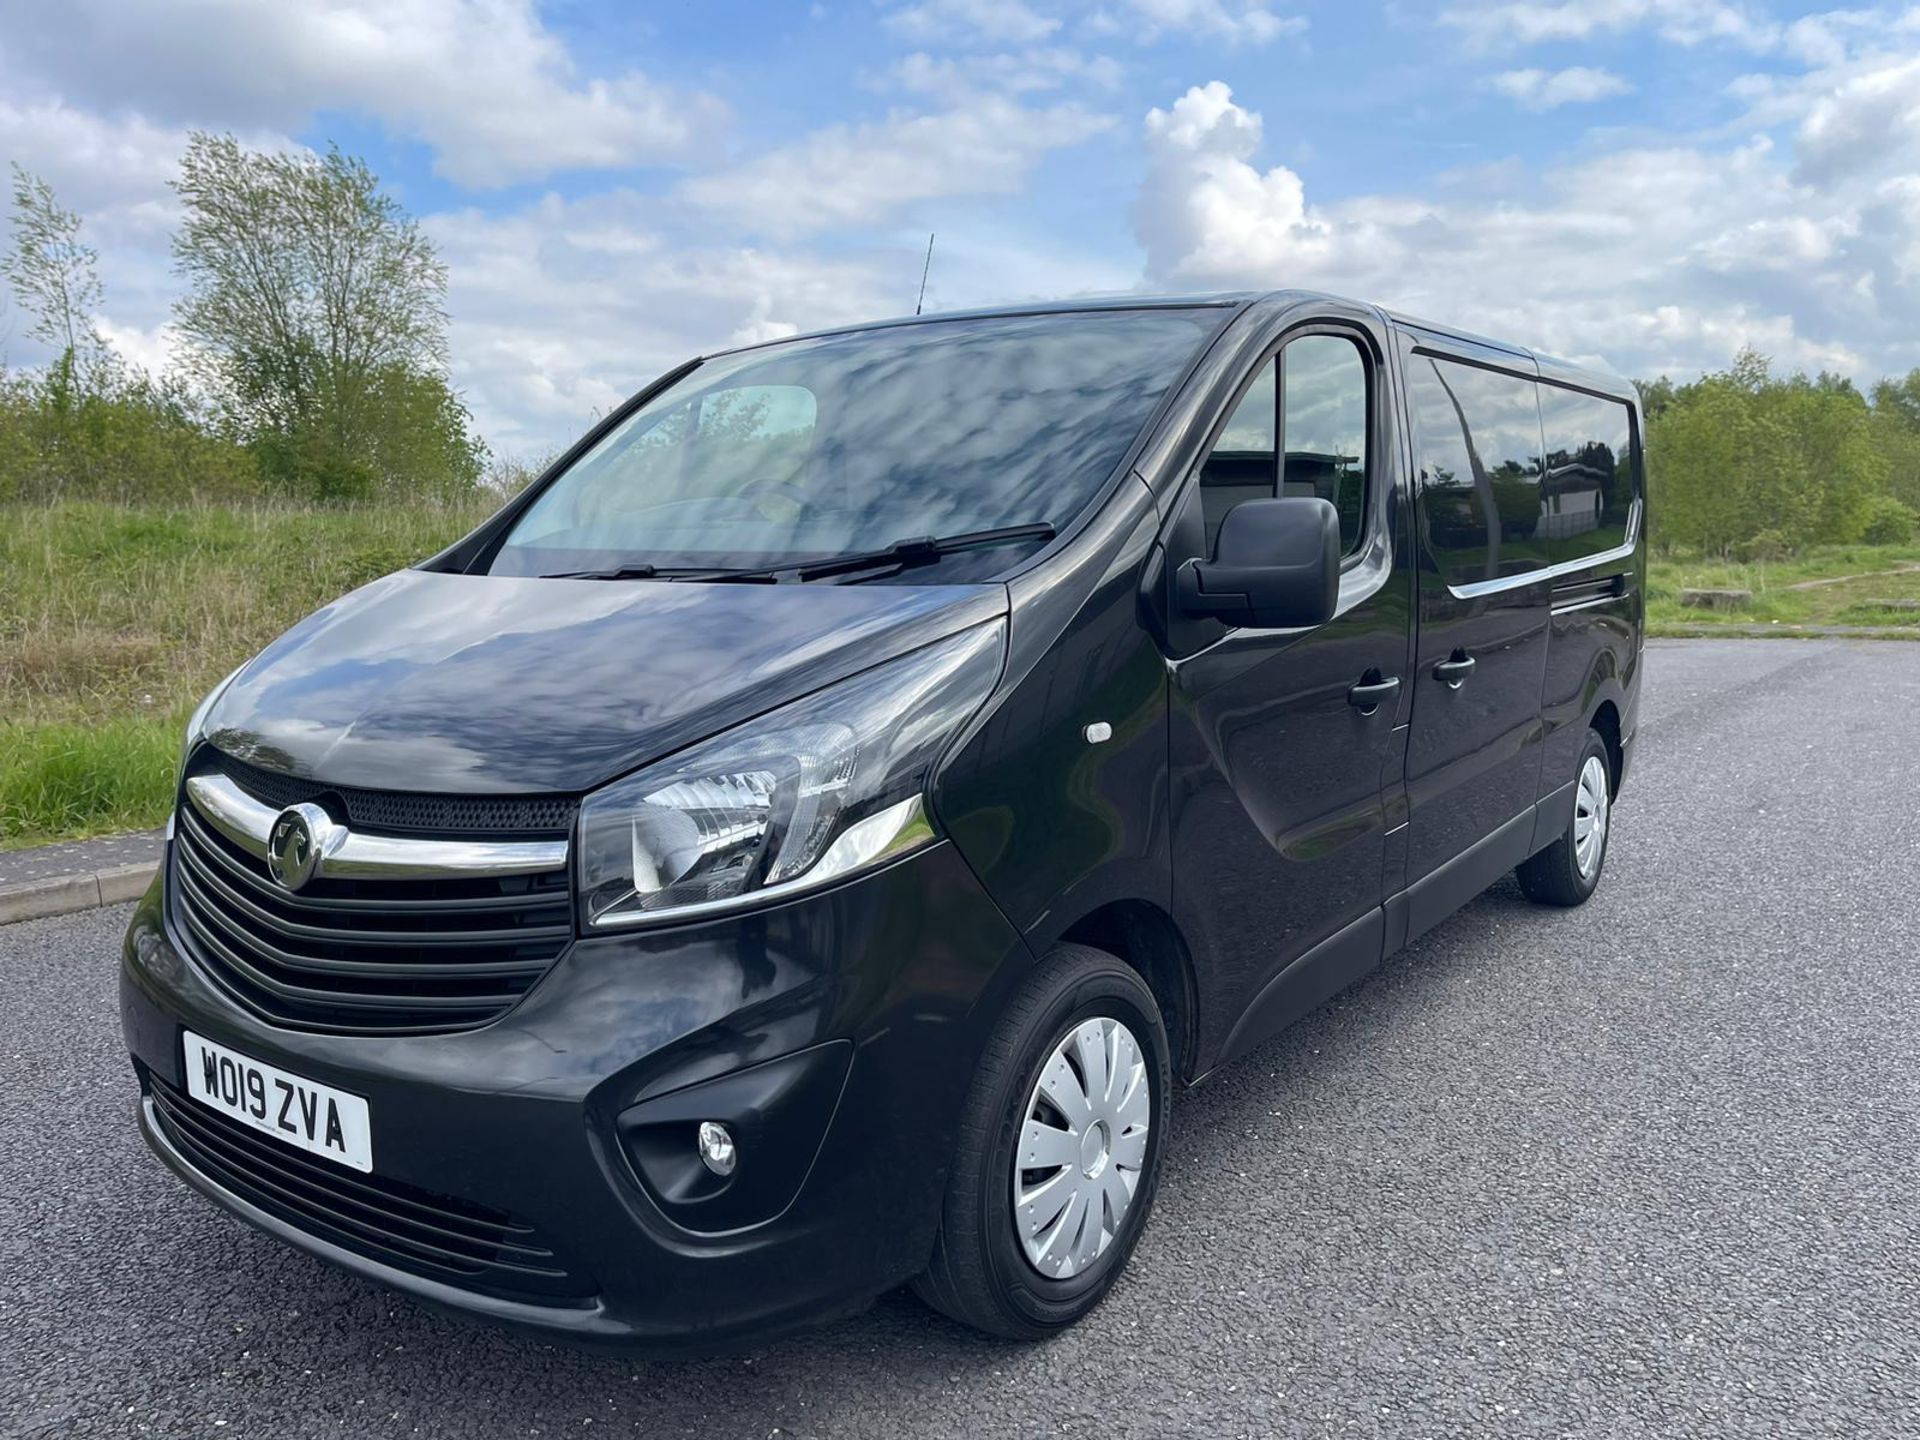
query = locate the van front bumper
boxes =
[119,839,1030,1352]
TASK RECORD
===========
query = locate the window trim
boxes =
[1442,370,1644,600]
[1279,327,1374,562]
[1407,348,1642,597]
[1181,318,1381,567]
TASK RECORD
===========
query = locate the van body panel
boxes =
[199,567,1006,793]
[122,288,1645,1350]
[936,476,1174,950]
[1151,302,1416,1070]
[1395,328,1555,888]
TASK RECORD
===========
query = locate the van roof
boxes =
[716,288,1637,406]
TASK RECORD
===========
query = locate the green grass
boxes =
[7,502,1920,848]
[1645,544,1920,634]
[1,499,495,848]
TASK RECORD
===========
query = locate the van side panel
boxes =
[1533,380,1646,802]
[934,477,1174,959]
[1395,331,1554,891]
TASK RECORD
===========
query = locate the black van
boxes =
[121,290,1643,1348]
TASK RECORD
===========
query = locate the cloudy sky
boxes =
[1,0,1917,454]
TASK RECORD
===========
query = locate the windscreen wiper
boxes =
[539,563,751,581]
[540,563,665,580]
[709,523,1058,584]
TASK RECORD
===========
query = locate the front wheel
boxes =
[1516,729,1614,906]
[912,944,1170,1339]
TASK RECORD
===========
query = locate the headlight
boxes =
[578,620,1005,929]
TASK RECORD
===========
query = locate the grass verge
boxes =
[1645,544,1920,634]
[2,499,493,848]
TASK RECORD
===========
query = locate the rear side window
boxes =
[1537,384,1635,563]
[1407,355,1547,585]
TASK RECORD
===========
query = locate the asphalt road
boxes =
[5,638,1917,1439]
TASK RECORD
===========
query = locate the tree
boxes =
[1645,350,1892,554]
[1870,370,1920,513]
[170,134,480,498]
[3,164,108,393]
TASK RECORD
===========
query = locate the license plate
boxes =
[182,1031,373,1173]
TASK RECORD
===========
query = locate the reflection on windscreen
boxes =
[492,308,1222,579]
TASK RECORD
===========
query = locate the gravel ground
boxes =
[3,638,1916,1439]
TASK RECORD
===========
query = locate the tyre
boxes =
[1515,729,1613,907]
[912,943,1170,1339]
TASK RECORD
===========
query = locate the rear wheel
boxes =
[1516,729,1613,906]
[912,944,1169,1339]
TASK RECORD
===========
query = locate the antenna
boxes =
[915,233,935,315]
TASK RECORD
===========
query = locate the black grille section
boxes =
[212,751,579,836]
[149,1078,590,1301]
[169,801,573,1036]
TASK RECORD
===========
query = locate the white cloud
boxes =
[887,47,1126,101]
[0,0,725,187]
[882,0,1305,46]
[1493,66,1634,109]
[425,191,1136,453]
[881,0,1064,44]
[1134,82,1333,282]
[1795,53,1920,185]
[1094,0,1306,44]
[424,192,903,448]
[679,97,1114,237]
[1131,80,1914,384]
[1441,0,1780,52]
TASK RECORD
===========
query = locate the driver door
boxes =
[1163,316,1415,1066]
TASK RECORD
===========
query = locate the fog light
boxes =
[697,1121,737,1177]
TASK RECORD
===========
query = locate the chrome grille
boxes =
[169,755,574,1035]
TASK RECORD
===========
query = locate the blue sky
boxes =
[2,0,1918,453]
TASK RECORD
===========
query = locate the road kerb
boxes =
[0,863,158,926]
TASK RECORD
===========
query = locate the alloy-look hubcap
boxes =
[1573,754,1610,879]
[1012,1016,1151,1279]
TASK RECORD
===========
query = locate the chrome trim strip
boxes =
[185,772,273,859]
[183,773,568,879]
[1446,501,1641,601]
[1551,593,1625,616]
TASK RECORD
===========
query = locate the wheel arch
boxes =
[1059,900,1200,1085]
[1589,696,1623,793]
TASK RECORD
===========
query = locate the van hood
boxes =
[202,569,1007,794]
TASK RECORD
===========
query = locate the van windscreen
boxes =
[489,308,1222,581]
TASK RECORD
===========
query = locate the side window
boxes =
[1406,356,1547,585]
[1536,384,1634,563]
[1198,363,1275,555]
[1282,335,1368,554]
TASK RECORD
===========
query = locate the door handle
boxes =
[1346,674,1401,714]
[1433,652,1476,689]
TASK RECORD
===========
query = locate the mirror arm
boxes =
[1175,558,1258,622]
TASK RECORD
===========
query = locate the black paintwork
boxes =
[123,288,1644,1350]
[201,569,1003,792]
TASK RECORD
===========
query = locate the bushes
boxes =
[1859,494,1918,546]
[0,359,484,505]
[1644,353,1892,555]
[0,364,258,504]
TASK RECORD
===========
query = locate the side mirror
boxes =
[1175,496,1339,630]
